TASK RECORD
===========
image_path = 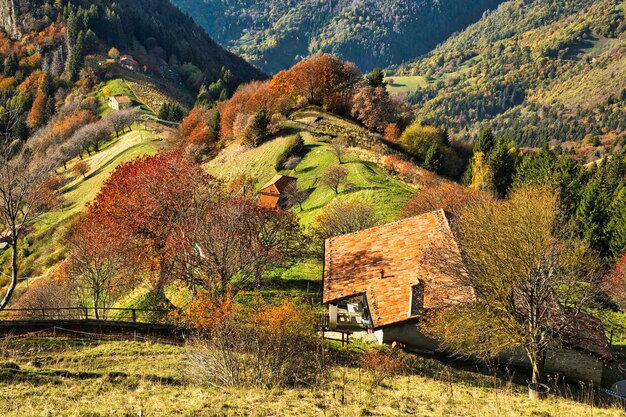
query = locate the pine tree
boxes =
[423,143,443,173]
[366,68,386,88]
[606,187,626,262]
[40,71,54,96]
[488,140,518,198]
[67,31,86,82]
[3,53,19,77]
[474,126,496,156]
[576,179,611,255]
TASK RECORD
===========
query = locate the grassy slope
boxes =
[4,126,166,295]
[1,338,624,417]
[206,109,416,227]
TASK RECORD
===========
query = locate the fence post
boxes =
[41,308,45,320]
[84,307,89,319]
[132,309,137,323]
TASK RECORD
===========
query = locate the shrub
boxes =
[185,296,326,389]
[361,348,409,386]
[275,134,305,171]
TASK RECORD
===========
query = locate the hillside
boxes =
[1,0,264,93]
[171,0,505,73]
[2,338,625,416]
[395,0,626,150]
[206,108,416,227]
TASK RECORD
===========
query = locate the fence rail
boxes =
[0,307,170,323]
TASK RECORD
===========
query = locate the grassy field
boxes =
[206,109,416,227]
[385,75,430,94]
[1,338,624,417]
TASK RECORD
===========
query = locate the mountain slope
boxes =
[2,0,265,86]
[396,0,626,149]
[171,0,505,73]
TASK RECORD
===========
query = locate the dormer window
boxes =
[410,282,424,316]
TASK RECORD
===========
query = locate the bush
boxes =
[275,134,305,171]
[361,348,410,386]
[185,296,326,389]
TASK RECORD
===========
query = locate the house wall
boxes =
[381,320,438,352]
[108,98,119,111]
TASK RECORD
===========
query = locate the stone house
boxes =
[322,210,611,384]
[108,95,132,111]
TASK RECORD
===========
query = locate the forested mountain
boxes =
[0,0,264,147]
[398,0,626,150]
[171,0,505,73]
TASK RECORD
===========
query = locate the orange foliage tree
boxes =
[401,181,491,218]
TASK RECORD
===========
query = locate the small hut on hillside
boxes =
[257,175,297,210]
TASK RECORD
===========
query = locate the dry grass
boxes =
[1,338,625,416]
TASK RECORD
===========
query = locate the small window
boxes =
[410,282,424,316]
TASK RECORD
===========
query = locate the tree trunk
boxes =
[93,292,100,320]
[529,349,545,386]
[0,239,19,310]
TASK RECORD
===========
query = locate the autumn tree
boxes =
[104,107,140,137]
[422,185,604,389]
[68,214,136,319]
[72,160,89,178]
[401,182,490,218]
[179,106,219,149]
[351,86,395,133]
[600,254,626,310]
[321,165,347,194]
[282,182,308,211]
[87,152,221,295]
[330,137,348,164]
[178,196,304,295]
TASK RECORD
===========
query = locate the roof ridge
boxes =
[325,209,448,243]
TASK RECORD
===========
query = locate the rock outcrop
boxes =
[0,0,21,38]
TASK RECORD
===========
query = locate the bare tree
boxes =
[330,137,348,164]
[283,155,302,171]
[180,197,303,295]
[321,165,347,195]
[282,182,308,211]
[0,153,53,310]
[104,107,141,137]
[68,214,135,319]
[422,185,604,390]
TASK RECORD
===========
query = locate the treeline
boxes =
[463,126,626,263]
[402,0,625,147]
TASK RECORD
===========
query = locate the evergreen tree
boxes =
[3,53,19,77]
[474,126,496,156]
[366,68,386,88]
[40,71,54,96]
[488,140,518,198]
[423,143,443,173]
[606,187,626,262]
[67,31,86,82]
[211,110,221,140]
[576,179,611,255]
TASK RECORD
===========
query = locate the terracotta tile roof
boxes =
[563,308,611,360]
[323,210,475,328]
[259,175,297,196]
[112,95,132,104]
